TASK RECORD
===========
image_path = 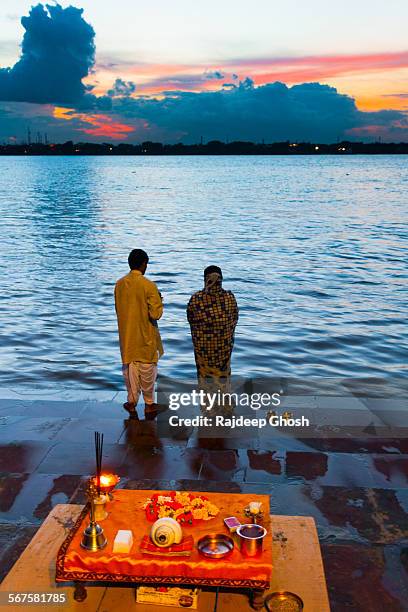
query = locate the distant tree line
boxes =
[1,139,408,156]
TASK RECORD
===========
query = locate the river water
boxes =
[0,155,406,395]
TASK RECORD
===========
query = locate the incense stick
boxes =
[94,431,104,496]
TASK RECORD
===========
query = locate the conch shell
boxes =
[150,517,183,547]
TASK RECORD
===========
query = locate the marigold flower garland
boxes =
[143,491,220,526]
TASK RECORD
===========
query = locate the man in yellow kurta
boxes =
[115,249,163,415]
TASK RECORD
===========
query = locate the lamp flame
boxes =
[92,473,120,494]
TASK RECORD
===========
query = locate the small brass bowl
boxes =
[197,533,234,559]
[264,591,304,611]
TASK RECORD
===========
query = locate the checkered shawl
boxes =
[187,284,238,378]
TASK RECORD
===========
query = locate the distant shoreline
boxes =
[1,140,408,156]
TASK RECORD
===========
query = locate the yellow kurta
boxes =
[115,270,164,364]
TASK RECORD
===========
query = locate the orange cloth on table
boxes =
[61,489,272,585]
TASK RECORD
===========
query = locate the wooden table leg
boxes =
[250,588,266,610]
[74,582,87,602]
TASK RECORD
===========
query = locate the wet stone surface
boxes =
[0,523,39,582]
[0,396,407,608]
[321,542,408,612]
[307,486,408,544]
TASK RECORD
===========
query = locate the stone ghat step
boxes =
[0,396,406,421]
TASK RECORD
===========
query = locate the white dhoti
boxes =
[123,362,157,406]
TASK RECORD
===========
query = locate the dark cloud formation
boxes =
[107,78,136,97]
[204,70,225,80]
[0,3,95,104]
[2,79,404,144]
[0,4,406,142]
[113,81,407,143]
[222,76,254,90]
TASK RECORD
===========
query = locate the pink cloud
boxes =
[80,114,134,138]
[94,50,408,97]
[232,51,408,85]
[53,107,135,139]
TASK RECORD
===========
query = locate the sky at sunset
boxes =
[0,1,407,143]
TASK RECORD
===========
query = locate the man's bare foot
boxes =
[144,402,158,414]
[144,403,166,415]
[123,402,136,415]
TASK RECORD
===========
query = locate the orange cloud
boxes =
[53,106,134,139]
[79,115,134,138]
[53,106,75,119]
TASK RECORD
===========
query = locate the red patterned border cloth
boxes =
[56,489,272,588]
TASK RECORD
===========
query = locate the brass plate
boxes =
[197,533,234,559]
[264,591,304,611]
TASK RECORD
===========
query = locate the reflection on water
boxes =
[0,155,406,395]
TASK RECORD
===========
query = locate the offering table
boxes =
[55,489,272,610]
[0,500,330,611]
